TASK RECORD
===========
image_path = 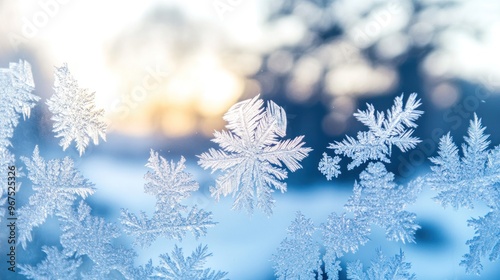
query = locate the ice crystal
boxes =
[321,213,370,279]
[151,245,228,280]
[318,152,341,180]
[19,246,82,280]
[130,260,155,279]
[461,206,500,275]
[0,60,39,148]
[328,93,422,170]
[272,212,321,280]
[60,201,137,279]
[419,114,500,274]
[47,63,106,156]
[347,249,416,280]
[198,95,312,215]
[346,162,421,243]
[121,150,215,247]
[18,146,95,249]
[426,114,499,209]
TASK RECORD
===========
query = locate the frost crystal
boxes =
[461,206,500,275]
[419,114,500,274]
[151,245,228,280]
[320,163,420,279]
[426,114,498,209]
[347,249,416,280]
[60,201,137,279]
[18,146,95,249]
[19,246,82,280]
[0,60,39,148]
[198,95,312,215]
[47,63,106,156]
[328,93,422,170]
[321,213,370,279]
[318,152,341,180]
[346,162,421,243]
[121,150,215,247]
[272,212,321,280]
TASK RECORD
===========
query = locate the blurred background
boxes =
[1,0,500,279]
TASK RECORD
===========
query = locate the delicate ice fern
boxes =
[347,249,416,280]
[60,201,137,279]
[418,114,500,274]
[151,245,228,280]
[272,212,321,280]
[18,146,95,249]
[121,150,215,247]
[322,213,370,279]
[0,60,39,148]
[47,63,106,156]
[327,93,422,170]
[318,152,341,180]
[461,206,500,275]
[346,162,421,244]
[0,59,37,225]
[198,95,312,215]
[316,94,422,279]
[320,163,420,279]
[425,114,499,209]
[19,246,82,280]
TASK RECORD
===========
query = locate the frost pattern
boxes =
[151,245,228,280]
[121,150,215,247]
[60,201,137,279]
[0,60,39,148]
[314,94,423,279]
[314,162,421,279]
[417,114,500,274]
[19,246,82,280]
[272,212,321,280]
[47,63,106,156]
[322,213,370,279]
[318,152,341,180]
[18,146,95,249]
[346,162,421,244]
[347,249,416,280]
[198,95,312,215]
[327,93,422,170]
[461,207,500,274]
[425,114,498,209]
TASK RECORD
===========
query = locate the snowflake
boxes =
[318,152,341,180]
[0,59,39,148]
[198,95,312,215]
[272,212,321,280]
[47,63,106,156]
[321,213,370,279]
[60,201,137,279]
[19,246,82,280]
[327,93,423,170]
[151,245,228,280]
[18,146,95,249]
[418,114,500,274]
[121,150,215,247]
[346,249,416,280]
[346,162,421,243]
